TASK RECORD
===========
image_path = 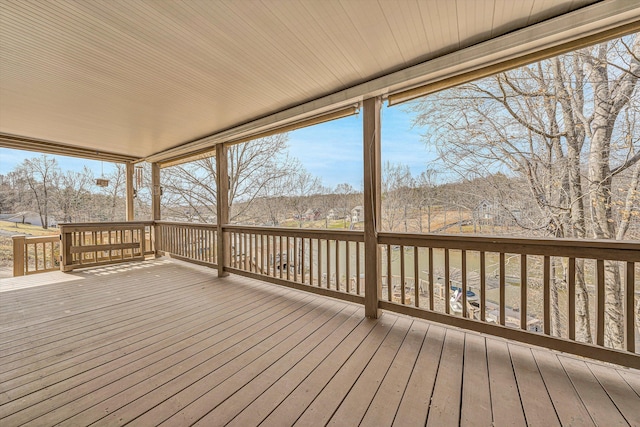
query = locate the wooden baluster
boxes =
[400,245,405,304]
[266,234,271,276]
[596,259,605,346]
[244,233,249,270]
[356,242,360,294]
[544,255,551,335]
[93,231,98,262]
[294,237,298,282]
[78,231,83,264]
[414,247,419,307]
[499,252,506,326]
[279,235,284,279]
[326,238,331,289]
[461,250,467,318]
[336,240,340,291]
[260,234,265,274]
[317,239,322,287]
[345,241,350,293]
[285,236,290,280]
[521,254,528,331]
[626,261,635,353]
[301,238,306,284]
[309,238,313,285]
[568,257,575,340]
[252,233,256,272]
[387,244,392,302]
[209,229,213,263]
[34,242,39,272]
[428,247,434,311]
[444,249,450,314]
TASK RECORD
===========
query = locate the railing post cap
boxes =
[12,235,27,240]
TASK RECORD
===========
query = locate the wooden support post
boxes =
[12,235,26,277]
[125,162,135,221]
[151,162,161,256]
[216,143,230,277]
[363,97,381,318]
[59,225,72,271]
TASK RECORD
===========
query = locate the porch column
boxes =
[363,96,382,318]
[125,162,135,221]
[151,162,161,256]
[216,143,230,277]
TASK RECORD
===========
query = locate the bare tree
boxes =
[162,134,295,223]
[16,155,59,229]
[381,161,414,231]
[410,35,640,347]
[335,183,355,228]
[289,170,321,227]
[55,167,94,222]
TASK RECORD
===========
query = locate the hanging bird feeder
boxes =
[96,160,110,187]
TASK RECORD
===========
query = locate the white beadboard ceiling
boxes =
[0,0,635,161]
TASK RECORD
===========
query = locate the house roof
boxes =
[1,0,638,163]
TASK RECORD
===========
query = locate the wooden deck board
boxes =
[391,324,446,426]
[197,306,363,426]
[461,333,492,427]
[486,338,527,426]
[1,286,299,423]
[532,348,595,426]
[509,343,561,426]
[291,315,399,426]
[425,328,465,426]
[360,320,428,427]
[588,362,640,426]
[0,258,637,427]
[56,294,318,426]
[560,356,629,426]
[326,316,413,426]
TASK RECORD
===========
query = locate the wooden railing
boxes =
[59,221,154,271]
[377,232,639,366]
[155,221,218,268]
[223,225,365,304]
[26,219,639,367]
[12,235,60,276]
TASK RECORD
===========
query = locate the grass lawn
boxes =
[0,220,58,269]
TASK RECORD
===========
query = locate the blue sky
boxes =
[0,148,119,176]
[0,103,435,188]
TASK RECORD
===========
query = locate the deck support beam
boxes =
[363,97,382,318]
[151,162,161,256]
[216,143,230,277]
[125,162,135,221]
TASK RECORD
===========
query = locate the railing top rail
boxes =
[378,232,640,261]
[12,235,59,243]
[155,220,217,228]
[59,221,154,228]
[222,224,365,241]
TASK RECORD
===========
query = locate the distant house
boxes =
[474,200,494,223]
[303,208,322,221]
[473,200,521,226]
[327,208,348,221]
[351,205,364,223]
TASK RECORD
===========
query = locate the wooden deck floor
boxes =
[1,258,639,427]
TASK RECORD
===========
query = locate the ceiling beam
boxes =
[0,133,140,164]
